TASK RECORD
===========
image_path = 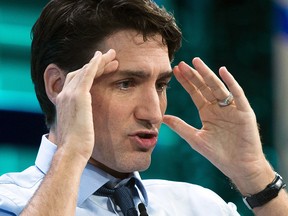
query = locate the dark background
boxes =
[0,0,276,215]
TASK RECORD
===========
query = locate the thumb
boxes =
[163,115,198,146]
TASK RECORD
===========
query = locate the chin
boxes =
[119,155,151,173]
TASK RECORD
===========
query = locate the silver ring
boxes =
[218,92,234,107]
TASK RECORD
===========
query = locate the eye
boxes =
[156,81,170,92]
[117,79,135,90]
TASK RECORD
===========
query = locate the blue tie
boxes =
[95,178,138,216]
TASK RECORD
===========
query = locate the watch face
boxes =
[275,177,284,189]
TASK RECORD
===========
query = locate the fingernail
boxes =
[221,66,228,71]
[94,51,102,57]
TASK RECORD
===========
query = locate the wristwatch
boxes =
[242,172,286,210]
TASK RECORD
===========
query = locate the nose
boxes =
[134,87,165,125]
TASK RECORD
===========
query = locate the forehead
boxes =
[100,30,171,72]
[103,30,166,49]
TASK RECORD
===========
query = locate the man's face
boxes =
[90,30,172,178]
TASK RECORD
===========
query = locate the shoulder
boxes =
[143,179,221,198]
[143,179,215,193]
[142,179,239,215]
[0,166,44,215]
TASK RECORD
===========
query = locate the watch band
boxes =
[243,172,286,210]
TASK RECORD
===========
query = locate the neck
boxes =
[88,157,131,179]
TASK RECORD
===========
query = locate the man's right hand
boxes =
[53,49,118,162]
[20,50,118,216]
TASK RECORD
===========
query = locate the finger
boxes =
[62,51,103,91]
[73,49,117,91]
[192,57,230,101]
[174,62,216,110]
[173,65,206,109]
[219,67,251,112]
[84,50,111,87]
[173,65,197,95]
[63,66,86,87]
[104,60,119,74]
[163,115,201,151]
[86,49,117,79]
[178,61,216,103]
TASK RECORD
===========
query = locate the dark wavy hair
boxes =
[31,0,182,128]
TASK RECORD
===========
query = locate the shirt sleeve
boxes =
[0,209,17,216]
[0,194,22,216]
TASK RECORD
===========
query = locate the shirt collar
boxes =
[35,134,56,174]
[35,135,148,206]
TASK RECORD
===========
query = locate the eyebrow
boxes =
[116,70,173,80]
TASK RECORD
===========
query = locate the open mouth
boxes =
[130,131,158,149]
[137,133,155,139]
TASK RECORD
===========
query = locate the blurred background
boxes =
[0,0,287,215]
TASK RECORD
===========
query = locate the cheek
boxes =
[91,93,109,130]
[106,100,131,121]
[96,96,130,129]
[160,93,168,113]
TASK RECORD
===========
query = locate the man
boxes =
[0,0,287,215]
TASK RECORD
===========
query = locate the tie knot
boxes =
[94,178,138,216]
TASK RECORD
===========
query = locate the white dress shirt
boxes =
[0,135,240,215]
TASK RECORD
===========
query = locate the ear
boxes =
[44,64,66,105]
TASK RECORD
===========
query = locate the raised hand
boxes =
[163,57,274,194]
[20,50,119,216]
[53,49,118,161]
